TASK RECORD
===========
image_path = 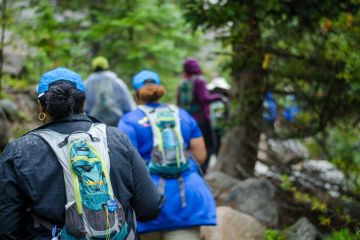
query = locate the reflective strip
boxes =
[71,156,99,162]
[178,176,186,208]
[158,177,165,196]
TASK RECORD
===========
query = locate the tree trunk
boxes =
[215,14,265,179]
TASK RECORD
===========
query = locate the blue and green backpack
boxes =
[138,105,190,207]
[35,124,134,240]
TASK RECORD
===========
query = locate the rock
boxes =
[267,139,309,165]
[254,161,271,177]
[301,160,344,185]
[286,217,319,240]
[3,31,28,75]
[220,178,279,227]
[201,206,265,240]
[205,171,240,201]
[0,99,17,149]
[0,99,19,121]
[0,107,10,150]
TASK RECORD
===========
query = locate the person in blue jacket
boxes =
[118,70,216,240]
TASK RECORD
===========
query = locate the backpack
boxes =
[209,100,226,130]
[178,79,200,114]
[138,105,190,207]
[34,124,134,240]
[90,74,123,126]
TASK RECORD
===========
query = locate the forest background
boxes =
[0,0,359,239]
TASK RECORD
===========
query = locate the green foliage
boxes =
[9,0,202,101]
[183,0,360,134]
[279,175,357,228]
[265,229,285,240]
[3,75,31,90]
[183,0,360,205]
[306,124,360,193]
[325,228,360,240]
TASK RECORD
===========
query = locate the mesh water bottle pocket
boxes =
[84,206,116,231]
[65,201,86,238]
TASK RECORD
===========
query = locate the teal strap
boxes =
[112,222,132,240]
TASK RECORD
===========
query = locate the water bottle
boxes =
[162,126,179,164]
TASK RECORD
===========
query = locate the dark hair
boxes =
[38,81,86,120]
[94,67,105,72]
[136,84,165,103]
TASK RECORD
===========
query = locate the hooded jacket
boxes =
[0,114,163,240]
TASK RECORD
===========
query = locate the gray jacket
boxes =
[84,71,136,126]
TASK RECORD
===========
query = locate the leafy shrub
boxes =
[325,228,360,240]
[265,229,285,240]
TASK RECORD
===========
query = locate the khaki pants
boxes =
[140,227,200,240]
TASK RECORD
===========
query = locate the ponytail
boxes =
[137,84,165,103]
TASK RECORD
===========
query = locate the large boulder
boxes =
[0,99,18,150]
[0,107,10,150]
[0,99,18,121]
[3,31,28,75]
[220,178,279,227]
[201,206,265,240]
[205,171,240,202]
[301,160,344,185]
[286,217,319,240]
[265,138,309,165]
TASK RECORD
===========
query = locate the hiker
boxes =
[263,91,300,129]
[207,77,230,155]
[84,56,136,126]
[0,67,163,240]
[177,58,227,172]
[118,70,216,240]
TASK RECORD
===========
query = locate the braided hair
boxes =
[38,81,85,120]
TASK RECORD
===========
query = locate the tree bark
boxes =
[215,10,265,179]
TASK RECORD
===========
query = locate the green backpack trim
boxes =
[138,105,190,176]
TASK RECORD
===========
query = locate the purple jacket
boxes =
[178,76,222,123]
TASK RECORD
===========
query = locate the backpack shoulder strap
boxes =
[31,129,75,202]
[138,105,160,148]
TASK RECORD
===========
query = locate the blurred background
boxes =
[0,1,359,239]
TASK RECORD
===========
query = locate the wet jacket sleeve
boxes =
[194,78,223,104]
[127,139,164,221]
[0,143,28,239]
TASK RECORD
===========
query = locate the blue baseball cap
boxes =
[132,70,160,90]
[37,67,85,98]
